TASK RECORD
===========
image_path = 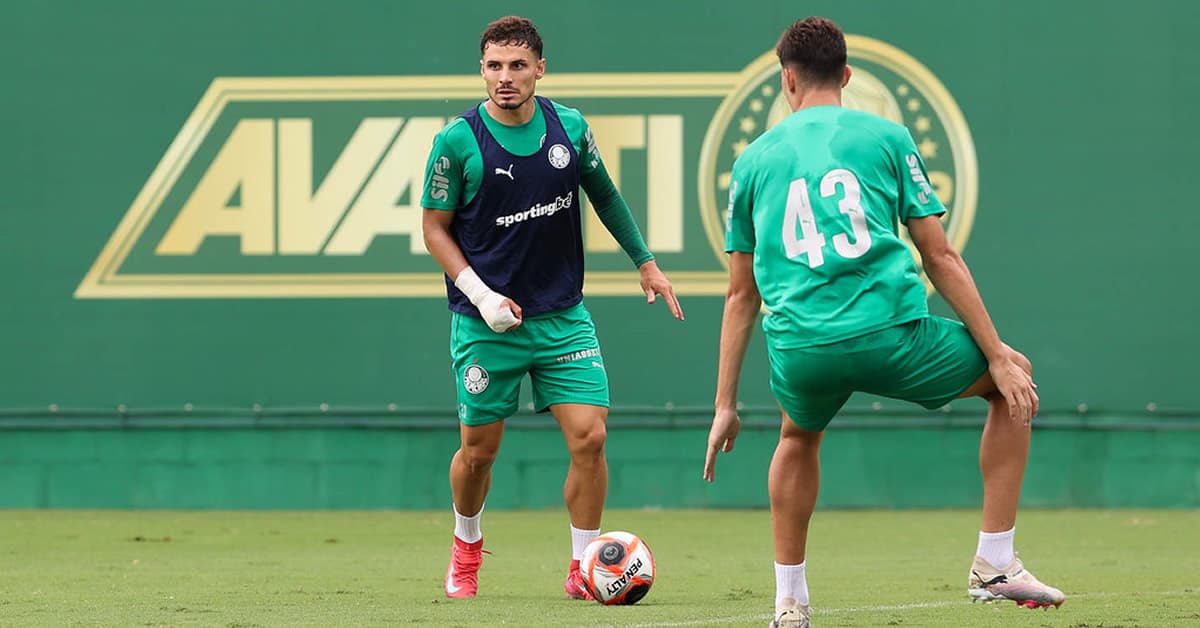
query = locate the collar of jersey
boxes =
[477,101,548,157]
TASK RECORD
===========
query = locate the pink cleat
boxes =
[444,537,485,599]
[564,559,595,600]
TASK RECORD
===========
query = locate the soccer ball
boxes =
[579,530,655,605]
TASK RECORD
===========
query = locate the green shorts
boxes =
[450,302,610,426]
[767,316,988,432]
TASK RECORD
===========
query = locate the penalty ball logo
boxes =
[698,36,978,291]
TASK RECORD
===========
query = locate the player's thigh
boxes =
[450,312,529,425]
[528,304,610,411]
[458,419,506,460]
[866,316,988,409]
[768,343,853,432]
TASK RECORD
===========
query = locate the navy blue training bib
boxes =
[446,97,584,318]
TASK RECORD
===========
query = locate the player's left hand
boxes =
[638,260,684,320]
[703,407,741,482]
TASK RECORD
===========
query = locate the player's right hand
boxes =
[703,408,741,482]
[988,352,1038,426]
[478,293,522,333]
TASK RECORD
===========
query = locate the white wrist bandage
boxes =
[454,266,520,333]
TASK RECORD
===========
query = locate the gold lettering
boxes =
[278,117,403,254]
[325,117,445,255]
[647,115,683,252]
[157,119,275,255]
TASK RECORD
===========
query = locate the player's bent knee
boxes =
[460,444,501,470]
[1012,350,1033,376]
[779,418,824,450]
[567,424,607,457]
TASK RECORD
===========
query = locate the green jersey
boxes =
[725,105,946,348]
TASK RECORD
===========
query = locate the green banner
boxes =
[3,0,1198,419]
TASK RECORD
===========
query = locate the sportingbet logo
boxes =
[77,36,975,299]
[496,192,573,228]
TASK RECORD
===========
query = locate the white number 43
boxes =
[782,169,873,267]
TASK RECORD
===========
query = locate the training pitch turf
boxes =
[2,509,1197,626]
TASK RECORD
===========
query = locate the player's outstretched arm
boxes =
[422,208,522,332]
[704,252,760,482]
[906,216,1038,422]
[580,160,683,320]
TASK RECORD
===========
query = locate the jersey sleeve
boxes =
[893,129,946,222]
[579,124,604,177]
[574,111,654,267]
[420,121,468,210]
[551,101,603,178]
[724,156,756,253]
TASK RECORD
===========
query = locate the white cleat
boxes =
[968,555,1065,609]
[768,597,811,627]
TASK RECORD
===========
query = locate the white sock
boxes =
[775,561,809,608]
[453,504,483,543]
[976,527,1015,568]
[571,525,600,561]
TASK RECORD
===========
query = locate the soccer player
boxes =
[701,17,1064,627]
[421,16,684,600]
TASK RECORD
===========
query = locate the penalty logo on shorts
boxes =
[697,36,978,294]
[463,364,489,394]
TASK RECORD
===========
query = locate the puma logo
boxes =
[494,164,515,180]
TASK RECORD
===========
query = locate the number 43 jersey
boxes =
[725,105,947,349]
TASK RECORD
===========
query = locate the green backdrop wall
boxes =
[2,0,1197,508]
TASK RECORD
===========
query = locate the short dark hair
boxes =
[775,17,847,86]
[480,16,543,58]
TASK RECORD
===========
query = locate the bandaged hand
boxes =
[454,267,521,333]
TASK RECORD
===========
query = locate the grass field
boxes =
[2,509,1197,627]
